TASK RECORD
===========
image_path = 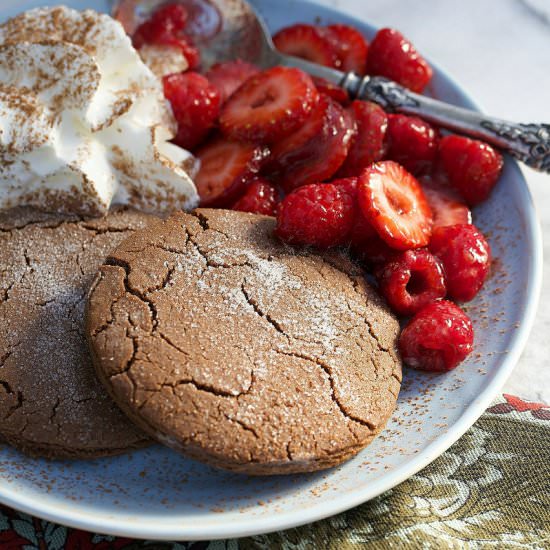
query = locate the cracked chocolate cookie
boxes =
[86,209,402,474]
[0,207,153,458]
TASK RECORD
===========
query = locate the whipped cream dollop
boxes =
[0,6,199,215]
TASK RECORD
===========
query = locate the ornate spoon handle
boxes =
[341,73,550,173]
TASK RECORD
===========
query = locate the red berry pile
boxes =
[127,4,505,374]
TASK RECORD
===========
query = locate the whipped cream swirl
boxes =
[0,6,199,215]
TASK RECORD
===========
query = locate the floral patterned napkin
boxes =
[1,394,549,550]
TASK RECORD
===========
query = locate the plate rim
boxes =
[0,0,543,540]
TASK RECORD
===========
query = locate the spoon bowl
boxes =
[113,0,550,172]
[112,0,277,69]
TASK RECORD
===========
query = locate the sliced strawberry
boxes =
[357,161,433,250]
[337,101,388,178]
[420,177,472,229]
[333,176,400,264]
[333,177,370,242]
[132,4,188,49]
[195,139,270,207]
[273,24,340,68]
[266,95,356,191]
[132,3,201,69]
[268,94,328,163]
[113,0,141,35]
[312,77,350,105]
[114,0,221,40]
[219,67,319,143]
[326,24,369,73]
[205,60,260,104]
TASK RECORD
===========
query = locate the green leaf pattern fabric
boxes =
[0,394,548,549]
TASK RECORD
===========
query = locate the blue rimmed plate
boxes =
[0,0,542,540]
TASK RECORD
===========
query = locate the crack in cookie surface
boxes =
[87,209,402,474]
[0,207,152,458]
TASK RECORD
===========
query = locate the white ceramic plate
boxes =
[0,0,543,541]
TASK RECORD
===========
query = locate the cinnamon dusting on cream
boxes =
[0,6,199,216]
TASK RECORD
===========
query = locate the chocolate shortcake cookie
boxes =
[0,207,152,458]
[87,209,402,474]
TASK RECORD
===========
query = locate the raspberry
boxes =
[367,28,433,93]
[276,183,355,248]
[338,101,388,178]
[439,135,504,206]
[429,224,491,302]
[399,300,474,372]
[163,72,221,150]
[232,178,279,216]
[386,114,439,175]
[354,234,400,266]
[376,249,446,316]
[333,178,397,265]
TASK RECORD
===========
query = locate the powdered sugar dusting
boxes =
[0,209,150,453]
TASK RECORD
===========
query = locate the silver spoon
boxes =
[113,0,550,173]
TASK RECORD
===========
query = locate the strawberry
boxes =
[117,0,222,41]
[325,173,400,264]
[367,28,433,93]
[273,24,340,68]
[195,139,270,207]
[171,36,201,69]
[420,176,472,228]
[386,114,439,175]
[219,67,319,143]
[205,60,260,103]
[232,178,279,216]
[267,95,356,191]
[133,3,200,69]
[132,4,188,48]
[268,93,328,163]
[439,135,504,206]
[312,77,350,105]
[337,101,388,178]
[163,72,221,150]
[326,24,369,73]
[357,161,433,250]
